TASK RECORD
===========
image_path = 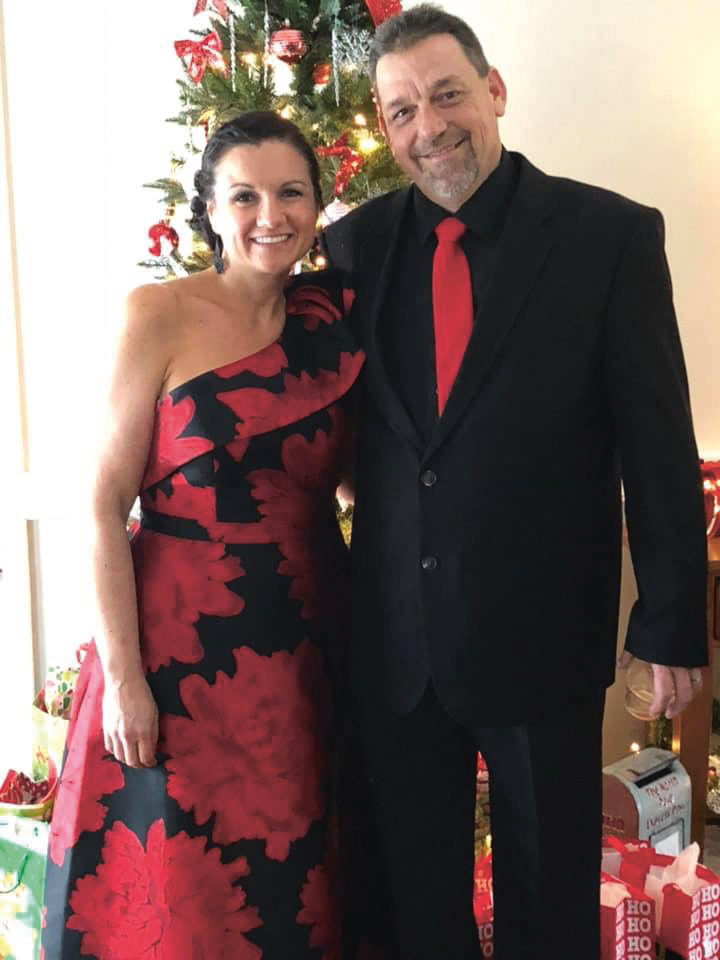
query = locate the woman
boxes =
[42,111,363,960]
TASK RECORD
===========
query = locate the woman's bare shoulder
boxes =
[122,272,213,340]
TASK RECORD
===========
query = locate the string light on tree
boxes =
[358,134,380,154]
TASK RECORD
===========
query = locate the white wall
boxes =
[2,1,718,771]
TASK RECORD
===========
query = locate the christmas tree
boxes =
[141,0,407,277]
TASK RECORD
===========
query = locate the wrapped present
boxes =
[0,815,49,960]
[603,837,720,959]
[474,850,494,957]
[600,871,656,960]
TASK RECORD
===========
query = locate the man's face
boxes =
[375,33,507,211]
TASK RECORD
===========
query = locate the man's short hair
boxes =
[369,4,491,88]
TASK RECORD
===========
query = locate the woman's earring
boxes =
[213,236,225,274]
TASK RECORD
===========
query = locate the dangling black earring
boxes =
[213,235,225,274]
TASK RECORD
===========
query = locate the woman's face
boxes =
[207,139,318,277]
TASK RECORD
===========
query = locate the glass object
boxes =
[624,658,667,721]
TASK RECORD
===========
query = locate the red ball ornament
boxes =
[312,61,332,87]
[270,23,307,65]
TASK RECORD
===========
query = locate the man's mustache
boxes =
[411,129,468,159]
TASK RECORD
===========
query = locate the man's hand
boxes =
[618,651,704,720]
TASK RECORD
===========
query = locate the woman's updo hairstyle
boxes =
[189,110,324,273]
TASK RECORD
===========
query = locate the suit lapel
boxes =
[425,156,560,459]
[355,188,425,455]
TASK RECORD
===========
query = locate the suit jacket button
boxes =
[421,555,438,571]
[420,470,438,487]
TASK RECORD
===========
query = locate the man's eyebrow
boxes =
[430,74,466,92]
[385,75,466,112]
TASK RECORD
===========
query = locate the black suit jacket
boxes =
[324,152,708,726]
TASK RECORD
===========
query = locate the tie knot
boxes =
[435,216,466,245]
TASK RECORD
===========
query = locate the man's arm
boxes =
[603,206,708,717]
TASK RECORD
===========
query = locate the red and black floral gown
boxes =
[42,277,363,960]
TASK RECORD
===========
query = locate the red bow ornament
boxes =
[148,221,180,257]
[193,0,229,19]
[174,31,227,85]
[316,132,364,197]
[365,0,402,26]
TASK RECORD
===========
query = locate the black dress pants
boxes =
[352,683,606,960]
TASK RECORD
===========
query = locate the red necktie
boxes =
[432,217,473,414]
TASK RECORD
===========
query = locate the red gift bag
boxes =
[602,838,720,959]
[600,871,656,960]
[474,850,494,957]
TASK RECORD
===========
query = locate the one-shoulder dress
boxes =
[41,277,363,960]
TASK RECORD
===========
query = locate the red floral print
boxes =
[133,530,245,672]
[246,407,349,617]
[286,284,342,331]
[147,474,245,543]
[162,639,330,860]
[67,819,262,960]
[144,395,214,490]
[214,341,288,378]
[297,863,340,960]
[49,718,124,868]
[218,350,364,439]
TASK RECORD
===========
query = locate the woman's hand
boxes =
[102,675,159,768]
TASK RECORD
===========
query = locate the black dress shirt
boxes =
[378,147,518,442]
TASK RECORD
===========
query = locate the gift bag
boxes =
[31,644,87,782]
[474,850,494,957]
[600,871,656,960]
[0,816,49,960]
[0,761,57,823]
[30,701,68,785]
[603,837,720,959]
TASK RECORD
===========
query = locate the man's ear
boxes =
[487,67,507,119]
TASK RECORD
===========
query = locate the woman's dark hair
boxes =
[189,110,324,266]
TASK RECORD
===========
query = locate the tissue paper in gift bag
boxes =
[0,815,49,960]
[600,871,656,960]
[474,851,494,957]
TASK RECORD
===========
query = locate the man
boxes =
[324,6,708,959]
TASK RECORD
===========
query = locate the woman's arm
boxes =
[89,284,174,769]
